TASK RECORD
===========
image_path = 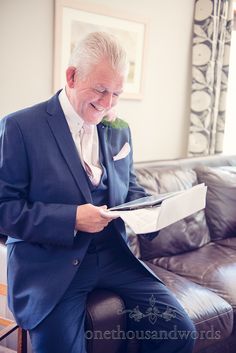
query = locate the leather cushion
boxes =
[144,262,233,351]
[216,237,236,250]
[86,289,126,353]
[152,242,236,310]
[195,166,236,240]
[135,167,210,258]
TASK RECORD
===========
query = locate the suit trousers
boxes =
[29,241,196,353]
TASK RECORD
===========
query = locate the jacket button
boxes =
[73,259,80,266]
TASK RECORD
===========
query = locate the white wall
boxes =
[0,0,54,113]
[0,0,195,162]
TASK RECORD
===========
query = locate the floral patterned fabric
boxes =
[188,0,234,156]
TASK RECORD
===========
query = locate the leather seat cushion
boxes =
[151,242,236,310]
[195,166,236,241]
[135,167,210,258]
[216,237,236,250]
[144,262,233,351]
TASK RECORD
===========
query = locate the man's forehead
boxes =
[92,71,124,87]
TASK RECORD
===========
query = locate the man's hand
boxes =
[75,204,117,233]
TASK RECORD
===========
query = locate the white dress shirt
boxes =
[58,89,102,185]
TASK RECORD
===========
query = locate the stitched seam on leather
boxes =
[201,261,235,282]
[193,308,233,326]
[167,259,236,285]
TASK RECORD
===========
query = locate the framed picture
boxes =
[54,0,147,99]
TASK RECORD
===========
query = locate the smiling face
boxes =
[66,58,125,125]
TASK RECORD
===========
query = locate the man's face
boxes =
[66,58,125,125]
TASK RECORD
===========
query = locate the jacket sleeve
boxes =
[125,127,159,241]
[0,116,77,247]
[124,127,148,201]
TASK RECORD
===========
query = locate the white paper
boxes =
[107,184,207,234]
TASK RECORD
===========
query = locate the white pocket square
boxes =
[113,142,131,161]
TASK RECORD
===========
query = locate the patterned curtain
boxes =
[187,0,234,156]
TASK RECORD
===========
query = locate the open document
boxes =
[103,184,207,234]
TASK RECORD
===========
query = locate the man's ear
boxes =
[66,66,77,88]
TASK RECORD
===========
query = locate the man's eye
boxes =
[95,88,105,94]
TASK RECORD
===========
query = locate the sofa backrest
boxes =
[195,165,236,241]
[134,154,236,170]
[134,166,210,260]
[131,155,236,261]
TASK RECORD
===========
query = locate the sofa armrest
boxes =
[86,289,127,353]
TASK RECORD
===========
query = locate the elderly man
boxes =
[0,32,195,353]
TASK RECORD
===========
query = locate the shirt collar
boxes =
[59,88,84,132]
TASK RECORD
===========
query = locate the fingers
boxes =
[99,208,119,220]
[75,204,117,233]
[100,205,108,210]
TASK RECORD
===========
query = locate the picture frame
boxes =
[54,0,147,99]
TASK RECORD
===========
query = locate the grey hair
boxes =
[69,31,129,79]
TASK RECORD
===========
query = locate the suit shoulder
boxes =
[2,99,48,126]
[101,117,129,129]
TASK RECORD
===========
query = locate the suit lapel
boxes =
[97,123,117,207]
[46,93,92,203]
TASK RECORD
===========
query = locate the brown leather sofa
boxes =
[1,154,236,353]
[85,154,236,353]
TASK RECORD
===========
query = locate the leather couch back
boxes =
[131,155,236,261]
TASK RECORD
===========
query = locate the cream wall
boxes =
[0,0,195,162]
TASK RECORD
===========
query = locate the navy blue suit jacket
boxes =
[0,92,158,330]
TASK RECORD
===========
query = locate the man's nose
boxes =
[99,93,113,109]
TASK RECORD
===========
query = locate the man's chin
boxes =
[84,114,104,125]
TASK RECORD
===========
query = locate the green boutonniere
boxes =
[101,116,129,129]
